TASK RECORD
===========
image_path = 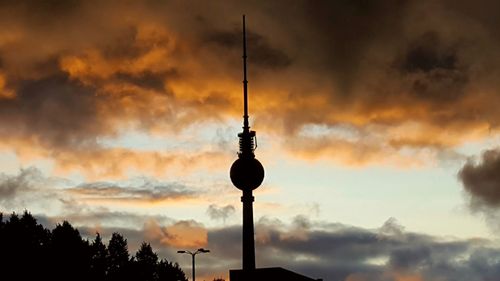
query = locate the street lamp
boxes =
[177,248,210,281]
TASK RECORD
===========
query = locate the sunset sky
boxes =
[1,1,500,280]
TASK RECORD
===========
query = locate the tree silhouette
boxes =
[158,259,188,281]
[135,242,159,281]
[20,211,52,278]
[51,220,91,281]
[90,232,109,281]
[0,212,52,279]
[0,211,190,281]
[108,232,130,281]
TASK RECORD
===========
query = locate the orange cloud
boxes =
[390,272,424,281]
[0,72,15,99]
[53,147,232,180]
[144,219,208,248]
[0,0,500,174]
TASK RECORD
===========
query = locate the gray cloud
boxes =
[206,204,235,223]
[69,178,197,203]
[0,167,41,200]
[0,167,200,227]
[18,209,500,281]
[378,217,405,237]
[122,214,471,280]
[208,216,499,281]
[458,148,500,208]
[52,210,176,230]
[0,167,66,210]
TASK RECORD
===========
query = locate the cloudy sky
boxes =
[1,0,500,280]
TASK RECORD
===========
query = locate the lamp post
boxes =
[177,248,210,281]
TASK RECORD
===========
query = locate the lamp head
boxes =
[177,250,186,254]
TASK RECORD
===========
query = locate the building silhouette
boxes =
[229,15,322,281]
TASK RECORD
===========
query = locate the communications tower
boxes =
[228,16,320,281]
[229,15,265,271]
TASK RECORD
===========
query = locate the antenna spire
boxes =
[242,14,249,132]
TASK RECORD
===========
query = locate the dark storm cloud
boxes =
[100,25,144,60]
[114,71,173,91]
[399,32,458,74]
[289,0,472,114]
[0,0,499,169]
[299,0,409,89]
[395,32,468,104]
[204,28,292,69]
[459,148,500,208]
[0,74,101,149]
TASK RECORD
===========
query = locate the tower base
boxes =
[229,267,322,281]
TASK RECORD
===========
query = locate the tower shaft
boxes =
[241,190,255,270]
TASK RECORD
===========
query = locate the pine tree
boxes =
[135,242,159,281]
[108,232,130,281]
[158,259,188,281]
[90,232,109,281]
[51,221,91,281]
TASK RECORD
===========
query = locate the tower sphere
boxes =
[230,157,265,191]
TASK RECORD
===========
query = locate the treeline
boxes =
[0,211,187,281]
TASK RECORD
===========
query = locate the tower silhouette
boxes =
[228,15,321,281]
[229,14,265,271]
